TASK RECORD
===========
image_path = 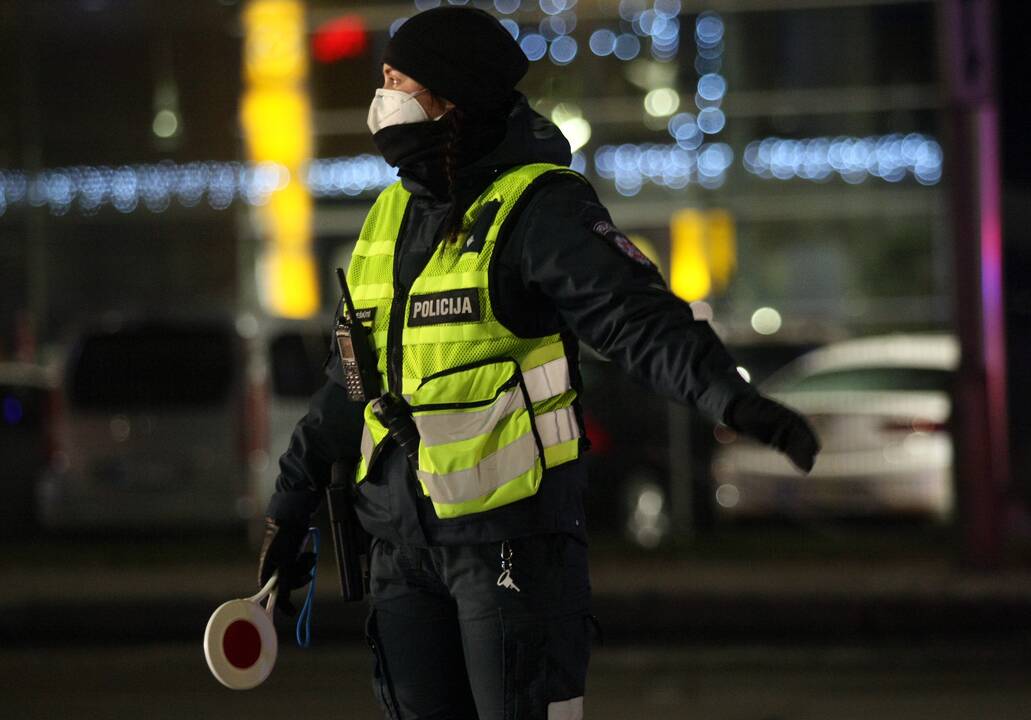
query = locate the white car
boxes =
[712,333,958,521]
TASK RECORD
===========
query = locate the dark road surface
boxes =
[4,643,1030,720]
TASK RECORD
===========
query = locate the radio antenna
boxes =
[336,268,359,322]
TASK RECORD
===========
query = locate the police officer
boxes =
[258,7,819,719]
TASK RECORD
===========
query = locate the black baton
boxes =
[326,460,370,602]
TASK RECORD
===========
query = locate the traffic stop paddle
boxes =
[203,574,280,690]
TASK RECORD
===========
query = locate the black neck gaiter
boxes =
[372,120,450,171]
[372,113,508,199]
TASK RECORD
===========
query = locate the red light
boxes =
[313,16,368,63]
[583,413,612,455]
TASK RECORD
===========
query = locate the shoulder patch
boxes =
[591,220,656,270]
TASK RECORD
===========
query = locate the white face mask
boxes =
[367,88,436,135]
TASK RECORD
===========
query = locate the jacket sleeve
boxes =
[507,175,755,424]
[264,373,367,527]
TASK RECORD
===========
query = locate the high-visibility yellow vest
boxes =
[347,163,584,519]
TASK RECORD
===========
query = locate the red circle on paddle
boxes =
[222,619,262,669]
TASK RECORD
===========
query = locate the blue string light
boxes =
[549,35,578,65]
[589,29,617,56]
[388,17,408,36]
[0,133,943,218]
[499,18,520,40]
[594,142,734,195]
[742,134,943,185]
[613,33,641,61]
[520,33,548,61]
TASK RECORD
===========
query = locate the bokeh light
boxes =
[644,88,680,117]
[589,29,617,56]
[499,19,519,40]
[388,17,408,37]
[742,133,944,185]
[613,33,642,61]
[549,35,578,65]
[697,107,726,134]
[520,33,548,61]
[750,307,783,335]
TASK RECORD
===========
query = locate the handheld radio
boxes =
[334,268,381,402]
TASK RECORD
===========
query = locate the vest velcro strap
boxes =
[534,407,581,448]
[417,433,538,505]
[523,356,571,405]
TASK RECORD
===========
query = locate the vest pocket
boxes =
[409,358,545,518]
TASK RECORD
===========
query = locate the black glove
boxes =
[257,517,316,616]
[725,392,821,473]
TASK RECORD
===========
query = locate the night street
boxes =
[5,643,1031,720]
[3,1,1031,718]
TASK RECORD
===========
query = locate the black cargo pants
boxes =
[364,533,593,720]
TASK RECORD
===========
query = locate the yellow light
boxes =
[240,89,312,165]
[260,250,320,319]
[241,0,317,319]
[705,209,737,292]
[550,102,582,125]
[643,88,680,118]
[242,0,308,86]
[264,183,311,250]
[670,209,711,301]
[558,117,591,153]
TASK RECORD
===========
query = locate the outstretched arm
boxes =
[508,175,818,472]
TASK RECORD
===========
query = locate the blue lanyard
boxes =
[295,527,320,649]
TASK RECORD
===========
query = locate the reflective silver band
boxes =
[417,432,538,504]
[366,357,576,491]
[413,356,574,449]
[415,407,579,504]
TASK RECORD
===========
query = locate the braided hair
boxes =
[441,108,468,246]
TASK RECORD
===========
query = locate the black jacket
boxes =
[266,96,754,545]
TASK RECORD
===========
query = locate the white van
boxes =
[37,315,330,533]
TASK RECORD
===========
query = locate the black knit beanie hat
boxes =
[383,7,529,118]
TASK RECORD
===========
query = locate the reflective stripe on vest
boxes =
[347,163,586,519]
[415,408,580,504]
